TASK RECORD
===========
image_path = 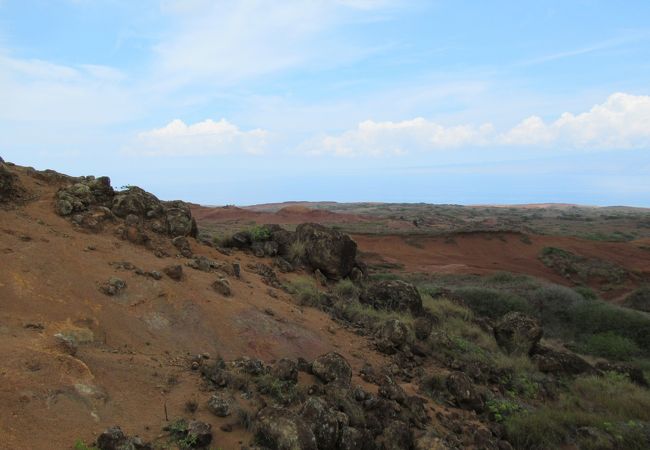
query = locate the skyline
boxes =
[1,1,650,206]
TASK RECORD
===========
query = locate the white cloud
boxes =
[501,93,650,149]
[0,52,138,124]
[307,93,650,156]
[130,118,268,156]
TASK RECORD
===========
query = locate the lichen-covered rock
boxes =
[99,277,126,296]
[253,407,317,450]
[295,223,357,280]
[186,420,212,448]
[164,201,197,238]
[172,236,192,257]
[312,352,352,387]
[212,277,231,296]
[446,371,484,412]
[413,317,433,340]
[207,393,232,417]
[494,312,542,355]
[300,397,342,450]
[376,319,410,354]
[362,280,423,316]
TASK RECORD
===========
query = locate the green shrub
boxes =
[333,279,360,300]
[287,240,306,262]
[452,287,531,319]
[574,285,598,300]
[530,285,585,334]
[286,278,323,307]
[249,225,271,242]
[506,372,650,449]
[574,332,642,360]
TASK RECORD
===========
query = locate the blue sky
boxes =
[1,0,650,206]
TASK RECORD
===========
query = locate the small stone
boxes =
[212,278,231,296]
[163,265,183,281]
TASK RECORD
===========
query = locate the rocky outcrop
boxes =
[55,178,197,238]
[0,162,20,203]
[376,319,411,354]
[295,223,357,280]
[361,280,423,316]
[254,407,317,450]
[494,312,542,356]
[311,352,353,387]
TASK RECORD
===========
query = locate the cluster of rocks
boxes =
[193,351,447,450]
[223,223,366,282]
[54,177,197,240]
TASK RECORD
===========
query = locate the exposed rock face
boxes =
[494,312,542,355]
[0,162,19,203]
[253,407,317,450]
[295,223,357,280]
[311,352,352,387]
[446,371,484,412]
[361,280,423,316]
[55,179,197,238]
[532,346,596,376]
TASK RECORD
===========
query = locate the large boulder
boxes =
[361,280,423,316]
[253,407,317,450]
[311,352,352,387]
[446,371,484,412]
[111,187,163,219]
[494,312,542,356]
[532,346,596,376]
[300,397,343,450]
[295,223,357,280]
[376,319,411,354]
[164,201,198,238]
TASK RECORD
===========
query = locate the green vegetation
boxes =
[287,239,306,262]
[255,373,303,405]
[249,225,272,242]
[539,246,629,285]
[285,277,323,306]
[574,332,642,360]
[451,287,531,319]
[506,372,650,450]
[73,441,97,450]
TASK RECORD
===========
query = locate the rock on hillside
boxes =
[295,223,358,280]
[55,177,197,237]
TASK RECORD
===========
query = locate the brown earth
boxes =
[0,166,392,449]
[353,232,650,300]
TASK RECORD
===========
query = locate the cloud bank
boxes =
[131,119,268,156]
[307,93,650,156]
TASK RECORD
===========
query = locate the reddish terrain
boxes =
[0,167,391,449]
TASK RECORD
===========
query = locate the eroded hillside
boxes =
[1,160,650,450]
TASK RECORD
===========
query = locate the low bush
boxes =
[286,277,323,307]
[506,372,650,449]
[574,332,642,361]
[452,287,532,319]
[333,279,360,300]
[249,225,271,242]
